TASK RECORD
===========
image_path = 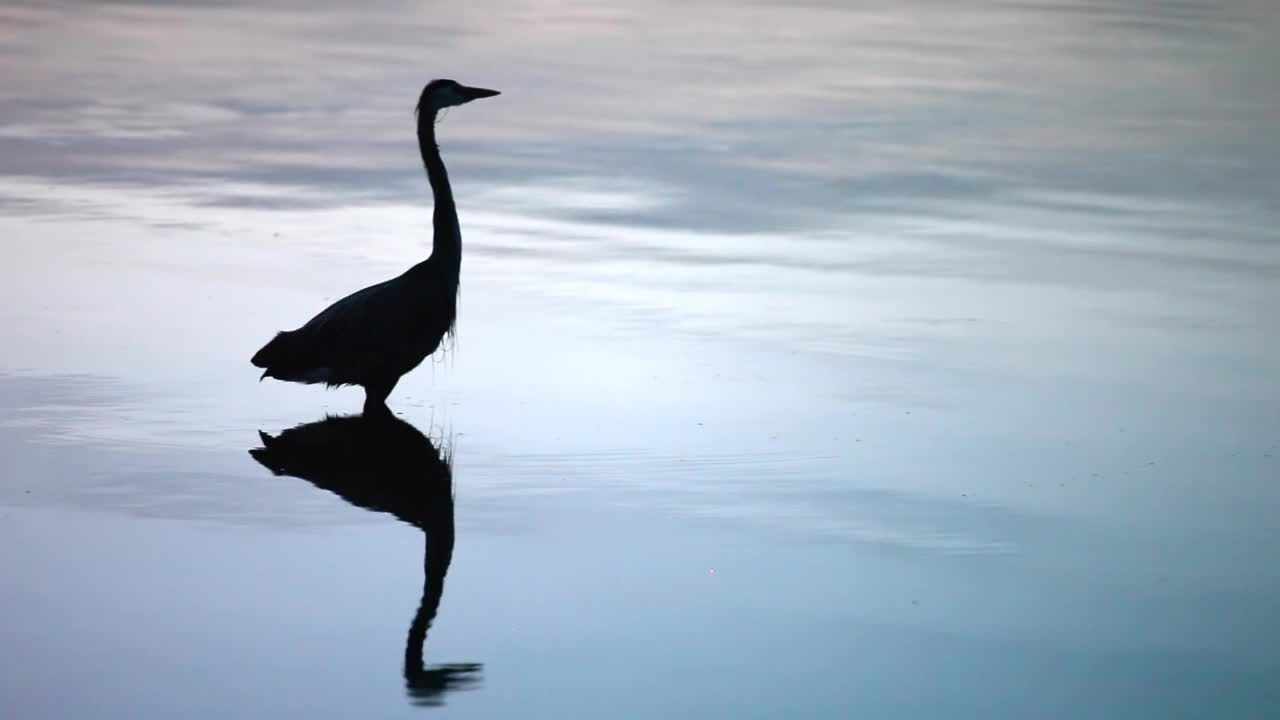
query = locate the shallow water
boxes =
[2,0,1279,717]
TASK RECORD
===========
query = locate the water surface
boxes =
[2,0,1278,717]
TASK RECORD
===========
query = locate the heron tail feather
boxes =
[251,331,292,366]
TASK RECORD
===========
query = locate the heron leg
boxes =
[363,376,399,416]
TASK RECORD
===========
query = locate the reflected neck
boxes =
[404,525,455,674]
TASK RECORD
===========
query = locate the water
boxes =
[2,1,1278,717]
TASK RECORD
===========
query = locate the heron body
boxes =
[251,80,499,414]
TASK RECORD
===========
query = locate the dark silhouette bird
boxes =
[251,80,500,414]
[250,412,483,706]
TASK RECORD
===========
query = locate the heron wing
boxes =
[254,276,410,385]
[299,278,409,371]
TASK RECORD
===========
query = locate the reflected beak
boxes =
[459,85,501,102]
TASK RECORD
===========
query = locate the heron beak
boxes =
[459,85,500,102]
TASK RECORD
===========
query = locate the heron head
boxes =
[416,79,500,114]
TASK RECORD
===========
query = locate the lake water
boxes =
[2,1,1278,717]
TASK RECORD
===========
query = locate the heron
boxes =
[251,79,500,414]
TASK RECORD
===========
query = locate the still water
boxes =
[2,0,1278,717]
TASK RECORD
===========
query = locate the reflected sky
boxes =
[3,0,1277,393]
[3,0,1278,228]
[2,1,1277,228]
[2,0,1279,717]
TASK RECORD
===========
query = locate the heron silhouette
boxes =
[251,80,500,414]
[250,412,483,706]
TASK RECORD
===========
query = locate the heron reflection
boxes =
[249,413,482,706]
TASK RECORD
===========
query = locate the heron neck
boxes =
[417,113,460,267]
